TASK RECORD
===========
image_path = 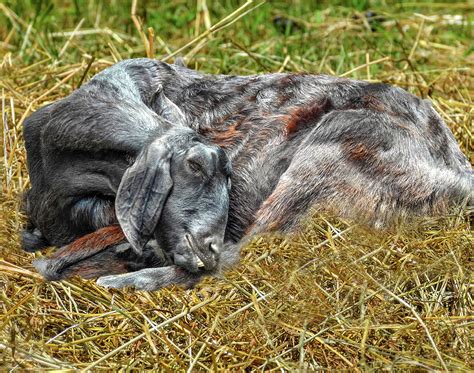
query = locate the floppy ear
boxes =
[153,85,187,126]
[115,140,173,254]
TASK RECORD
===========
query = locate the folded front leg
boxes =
[96,241,241,291]
[33,225,170,280]
[96,266,203,291]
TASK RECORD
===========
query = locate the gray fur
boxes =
[22,58,473,290]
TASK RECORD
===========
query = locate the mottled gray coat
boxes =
[23,59,473,290]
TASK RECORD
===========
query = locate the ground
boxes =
[0,0,473,370]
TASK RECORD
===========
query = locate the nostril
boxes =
[203,236,223,255]
[209,242,221,255]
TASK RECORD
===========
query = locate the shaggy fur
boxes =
[22,59,473,290]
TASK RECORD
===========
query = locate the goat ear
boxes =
[153,86,186,126]
[115,140,173,254]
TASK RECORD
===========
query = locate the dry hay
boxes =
[1,1,473,370]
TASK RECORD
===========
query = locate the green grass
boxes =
[1,0,473,370]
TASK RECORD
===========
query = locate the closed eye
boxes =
[187,159,205,175]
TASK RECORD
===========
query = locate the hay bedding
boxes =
[1,2,473,370]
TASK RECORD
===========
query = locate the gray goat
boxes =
[22,59,473,290]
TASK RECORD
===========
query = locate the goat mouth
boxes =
[184,234,206,268]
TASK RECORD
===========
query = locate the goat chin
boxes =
[21,58,473,290]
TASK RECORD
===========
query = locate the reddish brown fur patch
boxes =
[347,143,371,162]
[363,95,386,112]
[285,98,333,137]
[278,73,311,87]
[344,94,396,116]
[343,140,408,178]
[342,139,379,164]
[51,225,125,260]
[63,254,128,279]
[202,118,246,148]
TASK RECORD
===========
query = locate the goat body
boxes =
[23,59,473,289]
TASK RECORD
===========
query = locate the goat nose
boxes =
[185,233,222,271]
[203,235,223,256]
[197,235,222,270]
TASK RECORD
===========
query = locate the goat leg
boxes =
[33,225,126,280]
[96,241,241,291]
[33,225,170,281]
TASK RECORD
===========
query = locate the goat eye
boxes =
[187,159,204,175]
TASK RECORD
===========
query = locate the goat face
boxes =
[116,128,232,273]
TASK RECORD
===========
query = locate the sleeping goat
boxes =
[22,59,473,290]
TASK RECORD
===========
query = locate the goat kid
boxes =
[22,59,473,290]
[24,108,232,286]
